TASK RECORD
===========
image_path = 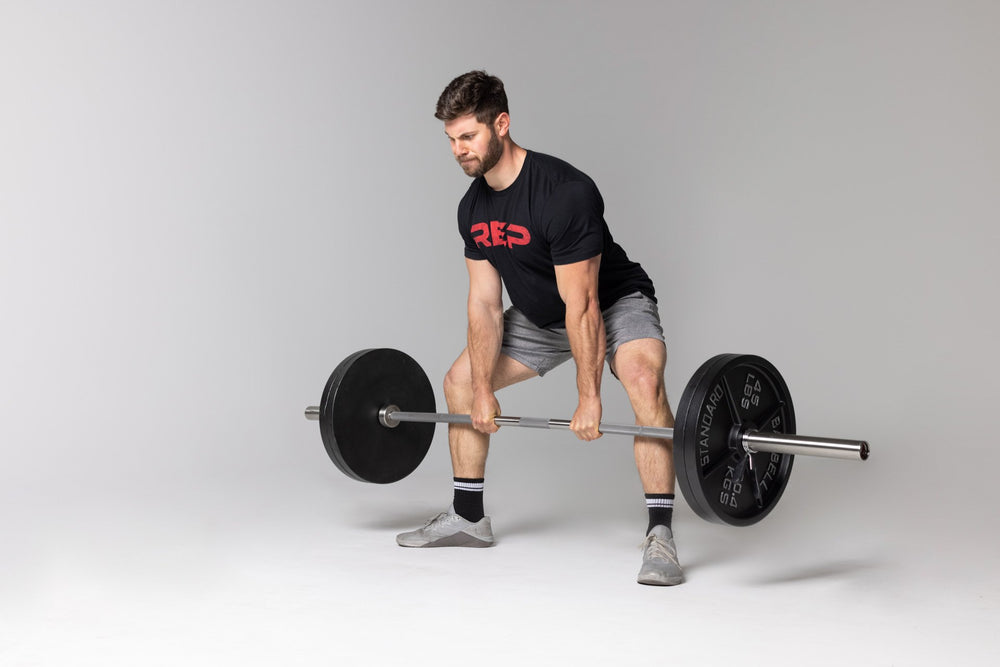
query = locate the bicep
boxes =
[466,258,503,309]
[554,255,601,306]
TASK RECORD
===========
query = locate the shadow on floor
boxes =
[748,558,887,585]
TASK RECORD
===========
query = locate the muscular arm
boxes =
[466,258,505,433]
[554,255,605,440]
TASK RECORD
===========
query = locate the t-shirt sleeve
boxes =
[458,193,485,261]
[544,180,605,265]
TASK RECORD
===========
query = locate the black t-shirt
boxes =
[458,150,655,329]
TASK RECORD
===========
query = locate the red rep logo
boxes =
[471,221,531,248]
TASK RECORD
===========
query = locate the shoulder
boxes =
[528,152,602,204]
[528,151,595,185]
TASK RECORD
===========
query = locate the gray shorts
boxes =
[501,292,665,377]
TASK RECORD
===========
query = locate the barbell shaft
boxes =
[305,405,868,461]
[388,410,676,439]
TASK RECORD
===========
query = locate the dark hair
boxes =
[434,70,509,124]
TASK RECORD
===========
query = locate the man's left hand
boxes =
[570,396,603,441]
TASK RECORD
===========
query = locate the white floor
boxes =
[3,451,996,667]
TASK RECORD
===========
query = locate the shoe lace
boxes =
[424,511,462,530]
[641,534,679,567]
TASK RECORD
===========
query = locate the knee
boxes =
[443,361,473,410]
[619,364,666,407]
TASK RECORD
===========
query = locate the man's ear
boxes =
[494,112,510,138]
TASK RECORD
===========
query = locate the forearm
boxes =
[565,293,605,400]
[467,300,504,395]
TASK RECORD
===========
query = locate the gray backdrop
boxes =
[2,1,997,664]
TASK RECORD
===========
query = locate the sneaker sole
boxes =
[637,572,684,586]
[397,532,495,548]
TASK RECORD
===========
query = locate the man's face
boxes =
[444,114,504,178]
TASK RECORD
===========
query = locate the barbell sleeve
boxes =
[743,432,869,461]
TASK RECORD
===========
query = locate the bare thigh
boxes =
[445,348,539,406]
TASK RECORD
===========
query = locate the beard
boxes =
[458,129,504,177]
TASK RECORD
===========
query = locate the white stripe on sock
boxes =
[454,482,484,492]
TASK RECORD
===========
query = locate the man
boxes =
[396,71,683,586]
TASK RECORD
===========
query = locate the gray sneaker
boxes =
[396,506,495,548]
[637,525,684,586]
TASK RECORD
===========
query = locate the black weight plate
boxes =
[318,348,436,484]
[674,354,795,526]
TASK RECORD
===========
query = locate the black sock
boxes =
[453,478,485,522]
[645,493,674,534]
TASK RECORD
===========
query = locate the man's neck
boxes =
[484,142,527,191]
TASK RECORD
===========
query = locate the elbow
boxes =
[469,296,504,323]
[565,291,601,321]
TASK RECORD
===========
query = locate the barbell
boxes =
[305,348,870,526]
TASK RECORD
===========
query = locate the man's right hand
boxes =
[471,391,502,434]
